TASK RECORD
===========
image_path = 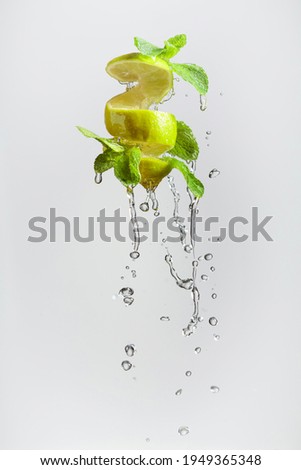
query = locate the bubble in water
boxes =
[125,344,136,357]
[121,360,132,371]
[206,130,212,136]
[139,202,149,212]
[212,293,217,299]
[201,274,208,281]
[204,253,213,261]
[119,287,134,297]
[184,244,192,253]
[194,347,201,354]
[160,316,170,322]
[209,317,218,326]
[214,334,220,341]
[175,389,182,396]
[131,270,137,278]
[200,94,207,111]
[185,370,192,377]
[178,426,190,436]
[210,266,215,272]
[123,297,134,306]
[94,172,102,184]
[130,251,140,260]
[210,385,220,393]
[112,294,117,301]
[209,168,220,179]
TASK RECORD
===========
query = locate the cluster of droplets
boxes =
[139,189,160,217]
[121,343,137,371]
[119,287,134,306]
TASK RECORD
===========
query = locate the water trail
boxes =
[165,254,193,290]
[127,188,140,259]
[167,175,187,246]
[200,95,207,111]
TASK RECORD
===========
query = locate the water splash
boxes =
[127,188,140,259]
[167,175,187,246]
[165,254,193,290]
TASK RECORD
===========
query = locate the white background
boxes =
[1,0,301,449]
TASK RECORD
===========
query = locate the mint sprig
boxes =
[114,147,141,187]
[162,156,204,198]
[94,150,117,173]
[168,120,199,161]
[76,126,124,152]
[134,34,208,95]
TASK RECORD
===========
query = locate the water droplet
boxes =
[139,202,149,212]
[201,274,208,281]
[206,143,210,147]
[125,266,130,270]
[209,168,220,179]
[204,253,213,261]
[214,334,220,341]
[198,255,203,261]
[210,266,215,272]
[125,344,136,357]
[154,211,160,217]
[123,296,134,306]
[194,347,201,354]
[112,294,117,301]
[119,287,134,297]
[206,130,212,136]
[120,276,124,280]
[184,244,192,253]
[192,260,198,267]
[145,438,150,443]
[130,251,140,260]
[198,316,204,323]
[185,370,192,377]
[178,426,190,436]
[220,91,224,96]
[131,270,136,278]
[212,293,217,300]
[94,172,102,184]
[210,385,220,393]
[200,94,207,111]
[121,360,132,371]
[175,389,182,396]
[209,317,218,326]
[160,316,170,322]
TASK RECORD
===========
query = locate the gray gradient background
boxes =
[1,0,301,450]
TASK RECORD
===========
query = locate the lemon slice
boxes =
[105,53,177,157]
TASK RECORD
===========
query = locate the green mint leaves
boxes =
[134,34,208,95]
[134,34,187,60]
[94,150,116,173]
[76,126,124,152]
[162,156,204,198]
[114,147,141,187]
[168,120,199,161]
[170,63,208,95]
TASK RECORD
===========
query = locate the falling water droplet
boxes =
[194,347,201,354]
[130,251,140,260]
[154,211,160,217]
[201,274,208,281]
[123,297,134,306]
[94,172,102,184]
[209,168,220,179]
[178,426,190,436]
[211,293,217,299]
[125,266,130,270]
[214,334,220,341]
[175,389,182,396]
[125,344,136,357]
[200,95,207,111]
[210,385,220,393]
[192,260,198,268]
[185,370,192,377]
[120,276,124,280]
[121,360,132,371]
[204,253,213,261]
[139,202,149,212]
[131,270,136,278]
[209,317,218,326]
[184,244,192,253]
[119,287,134,297]
[160,316,170,322]
[210,266,215,272]
[206,130,212,136]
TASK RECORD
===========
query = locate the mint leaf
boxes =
[76,126,124,152]
[168,120,199,161]
[114,147,141,187]
[94,149,117,173]
[134,37,164,57]
[162,157,204,198]
[170,63,209,95]
[159,34,187,60]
